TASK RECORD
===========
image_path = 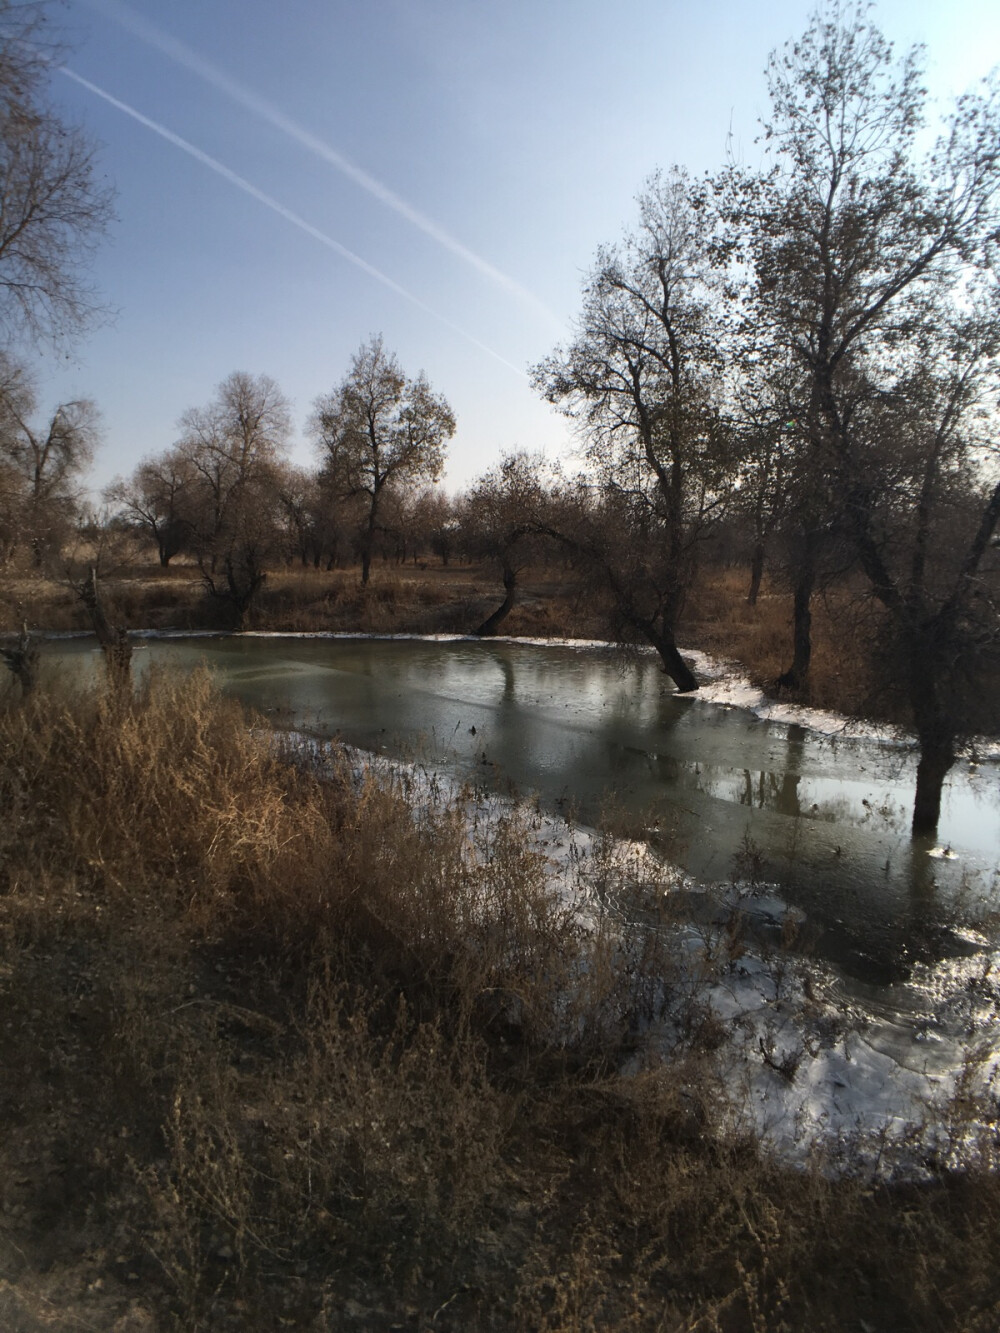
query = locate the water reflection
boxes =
[736,722,806,818]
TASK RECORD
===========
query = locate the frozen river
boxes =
[45,633,1000,988]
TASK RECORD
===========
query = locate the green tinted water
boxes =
[45,634,999,984]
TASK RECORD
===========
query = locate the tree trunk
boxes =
[647,625,698,692]
[908,640,956,838]
[360,498,379,585]
[912,740,954,837]
[78,568,132,692]
[747,542,765,607]
[474,561,517,637]
[777,559,815,692]
[222,555,265,630]
[0,626,39,696]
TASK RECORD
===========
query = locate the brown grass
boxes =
[682,565,900,721]
[0,556,607,640]
[0,669,998,1328]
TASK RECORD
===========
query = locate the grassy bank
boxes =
[1,670,998,1329]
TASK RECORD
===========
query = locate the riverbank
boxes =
[1,557,907,724]
[1,669,998,1329]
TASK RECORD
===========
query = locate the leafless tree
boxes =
[0,621,37,693]
[107,447,197,567]
[0,351,99,565]
[832,279,1000,833]
[722,2,1000,692]
[176,371,291,625]
[461,451,549,636]
[534,170,734,690]
[312,336,455,584]
[0,0,115,347]
[406,486,458,566]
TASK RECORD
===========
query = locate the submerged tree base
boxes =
[911,742,956,836]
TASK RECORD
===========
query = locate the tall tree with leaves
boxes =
[312,336,455,585]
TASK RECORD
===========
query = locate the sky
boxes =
[27,0,1000,494]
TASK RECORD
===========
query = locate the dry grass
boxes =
[0,556,607,641]
[682,566,897,721]
[0,669,998,1329]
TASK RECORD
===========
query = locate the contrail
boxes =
[60,68,528,378]
[79,0,564,334]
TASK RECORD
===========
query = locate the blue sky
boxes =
[32,0,1000,493]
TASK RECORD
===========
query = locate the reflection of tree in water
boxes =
[469,650,519,773]
[859,792,906,830]
[737,723,806,817]
[778,728,805,815]
[905,842,938,924]
[497,651,516,707]
[493,647,692,820]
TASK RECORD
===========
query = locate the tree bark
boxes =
[646,625,698,692]
[908,634,957,838]
[911,741,955,837]
[0,626,39,696]
[78,568,132,691]
[747,542,765,607]
[474,561,517,636]
[777,558,815,692]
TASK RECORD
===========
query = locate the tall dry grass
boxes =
[0,669,998,1329]
[682,566,895,718]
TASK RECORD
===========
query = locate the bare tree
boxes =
[107,447,197,568]
[0,456,20,566]
[404,486,457,567]
[833,280,1000,833]
[723,2,1000,691]
[0,0,114,347]
[0,352,99,565]
[72,563,132,691]
[461,451,548,636]
[534,170,734,690]
[0,622,38,693]
[312,336,455,584]
[176,372,291,626]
